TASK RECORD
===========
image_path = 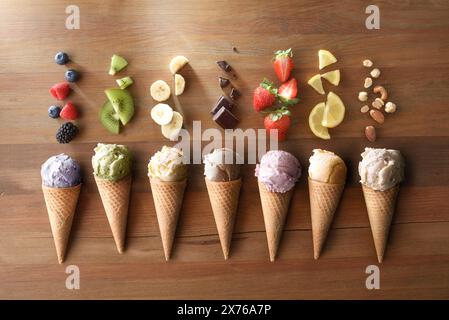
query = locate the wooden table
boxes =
[1,0,448,299]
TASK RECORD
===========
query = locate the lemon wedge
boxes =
[321,69,340,86]
[322,92,345,128]
[307,74,325,95]
[309,102,330,140]
[319,50,337,70]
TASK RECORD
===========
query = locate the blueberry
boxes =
[65,69,80,82]
[55,52,69,65]
[48,105,61,118]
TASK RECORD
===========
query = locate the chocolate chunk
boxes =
[232,47,238,53]
[219,77,230,88]
[216,60,231,72]
[229,87,240,100]
[213,106,239,129]
[211,95,233,115]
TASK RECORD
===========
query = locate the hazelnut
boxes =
[360,105,370,113]
[364,77,373,88]
[385,102,397,113]
[370,68,381,78]
[363,59,373,67]
[358,91,368,102]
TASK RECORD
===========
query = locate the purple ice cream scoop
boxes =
[41,154,82,188]
[255,150,301,193]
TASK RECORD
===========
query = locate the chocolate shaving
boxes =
[216,60,231,72]
[219,77,230,88]
[229,87,240,100]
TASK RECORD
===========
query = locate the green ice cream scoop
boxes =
[92,143,132,181]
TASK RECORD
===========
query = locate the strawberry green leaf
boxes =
[279,96,299,106]
[273,48,293,59]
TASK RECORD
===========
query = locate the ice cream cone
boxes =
[362,184,400,263]
[150,178,186,261]
[205,178,241,260]
[42,184,81,264]
[308,178,345,259]
[257,180,294,262]
[94,175,132,254]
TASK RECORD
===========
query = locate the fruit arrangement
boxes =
[253,48,299,141]
[149,56,189,140]
[307,50,346,140]
[48,52,81,144]
[99,54,135,134]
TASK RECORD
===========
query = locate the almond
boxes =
[370,109,385,124]
[365,126,376,142]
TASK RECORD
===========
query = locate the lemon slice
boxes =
[322,91,345,128]
[319,50,337,70]
[309,102,330,140]
[321,69,340,86]
[307,74,325,95]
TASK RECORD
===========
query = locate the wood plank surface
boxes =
[0,0,448,299]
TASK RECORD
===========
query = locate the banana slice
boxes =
[161,111,183,140]
[169,56,189,74]
[150,80,171,102]
[174,74,186,96]
[318,50,337,70]
[151,103,174,125]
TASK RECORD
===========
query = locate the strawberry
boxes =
[253,79,277,112]
[60,101,78,120]
[278,77,299,107]
[278,78,298,99]
[263,107,291,141]
[50,82,70,100]
[273,48,294,83]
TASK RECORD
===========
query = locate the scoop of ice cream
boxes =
[308,149,347,184]
[148,146,187,182]
[203,148,241,182]
[358,148,405,191]
[92,143,132,181]
[41,153,82,188]
[255,150,301,193]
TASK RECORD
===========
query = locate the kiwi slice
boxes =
[100,100,120,134]
[109,54,128,75]
[116,76,133,89]
[104,88,134,125]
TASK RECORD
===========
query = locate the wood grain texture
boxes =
[0,0,448,299]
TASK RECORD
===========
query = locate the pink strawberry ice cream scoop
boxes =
[255,150,301,193]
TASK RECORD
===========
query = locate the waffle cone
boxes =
[362,184,400,263]
[257,180,294,262]
[308,178,345,259]
[150,178,186,261]
[205,178,241,260]
[95,175,132,254]
[42,184,81,264]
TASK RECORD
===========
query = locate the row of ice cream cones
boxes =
[41,146,404,264]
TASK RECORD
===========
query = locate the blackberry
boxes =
[56,122,78,144]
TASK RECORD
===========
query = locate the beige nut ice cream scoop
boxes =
[203,148,242,182]
[308,149,346,184]
[358,148,404,191]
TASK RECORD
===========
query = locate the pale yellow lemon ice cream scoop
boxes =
[308,149,346,184]
[148,146,187,182]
